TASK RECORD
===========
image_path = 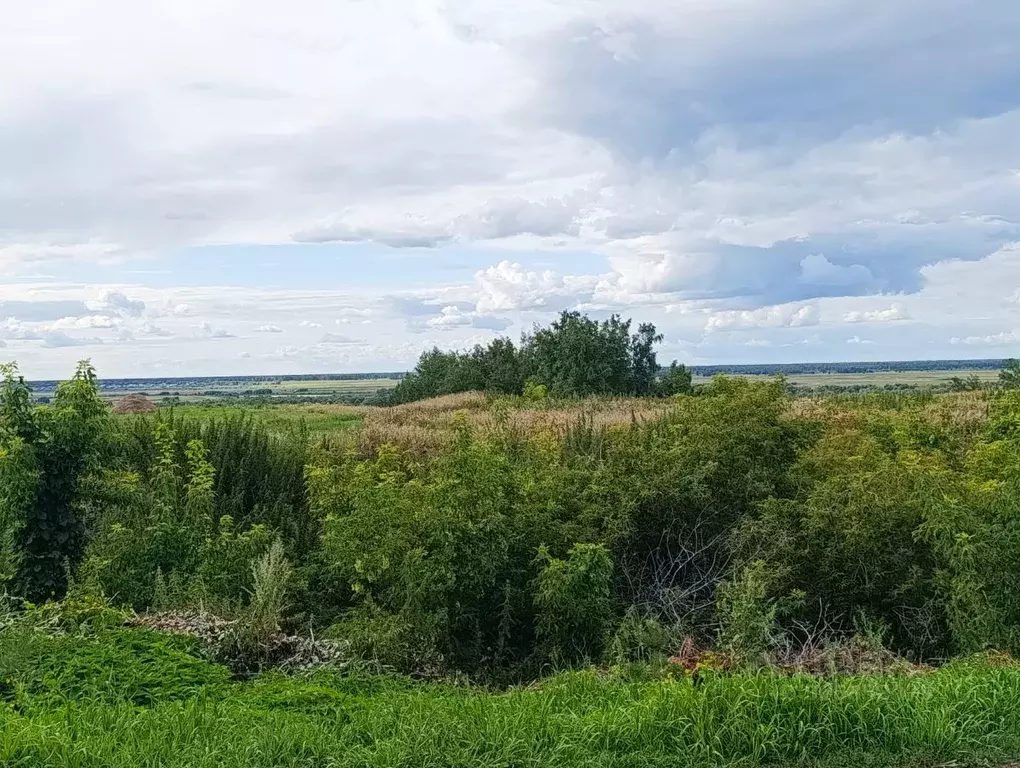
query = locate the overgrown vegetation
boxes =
[5,340,1020,764]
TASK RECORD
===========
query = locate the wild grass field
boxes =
[4,622,1019,768]
[5,349,1020,766]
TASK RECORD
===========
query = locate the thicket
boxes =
[389,310,692,404]
[5,360,1020,683]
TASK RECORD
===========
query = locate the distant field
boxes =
[27,361,1004,405]
[32,376,399,405]
[696,369,1001,388]
[131,403,365,437]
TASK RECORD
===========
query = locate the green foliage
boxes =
[80,422,210,609]
[522,378,548,401]
[736,420,949,657]
[535,543,614,667]
[391,311,666,403]
[4,659,1020,767]
[237,538,293,649]
[121,411,311,552]
[607,608,675,664]
[194,516,274,614]
[1,625,230,712]
[320,429,585,674]
[656,360,693,396]
[0,434,37,588]
[4,361,109,600]
[389,346,486,404]
[716,560,780,667]
[913,393,1020,656]
[525,311,663,397]
[999,358,1020,389]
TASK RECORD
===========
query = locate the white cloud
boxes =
[846,336,875,345]
[86,290,145,318]
[951,330,1020,346]
[705,303,819,332]
[843,304,910,324]
[196,321,235,339]
[138,321,172,337]
[298,320,322,328]
[255,324,284,333]
[48,314,122,330]
[427,304,513,331]
[474,260,595,313]
[0,318,43,341]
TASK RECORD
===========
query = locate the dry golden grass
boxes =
[311,392,676,457]
[305,389,997,459]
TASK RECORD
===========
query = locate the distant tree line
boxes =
[390,311,693,404]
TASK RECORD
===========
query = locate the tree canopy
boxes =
[390,311,689,403]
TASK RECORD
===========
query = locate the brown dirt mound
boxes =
[112,393,157,414]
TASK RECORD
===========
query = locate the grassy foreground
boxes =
[3,631,1020,768]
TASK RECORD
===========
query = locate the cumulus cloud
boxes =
[196,321,235,339]
[138,321,172,337]
[705,303,819,332]
[843,304,910,324]
[951,330,1020,346]
[86,290,145,318]
[846,336,876,345]
[474,261,595,313]
[255,324,284,333]
[427,304,513,331]
[298,320,322,328]
[0,318,43,341]
[48,314,122,330]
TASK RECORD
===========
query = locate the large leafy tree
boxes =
[523,311,662,398]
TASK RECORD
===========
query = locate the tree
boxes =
[472,338,525,395]
[522,311,662,398]
[388,312,666,404]
[389,348,484,404]
[629,323,664,395]
[1000,359,1020,389]
[656,361,693,397]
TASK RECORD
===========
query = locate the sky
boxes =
[2,0,1020,378]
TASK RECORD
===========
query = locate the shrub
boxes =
[716,560,780,668]
[535,543,614,668]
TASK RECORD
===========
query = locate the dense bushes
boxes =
[7,360,1020,681]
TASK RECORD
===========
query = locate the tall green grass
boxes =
[3,660,1020,767]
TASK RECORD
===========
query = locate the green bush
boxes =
[536,543,614,667]
[2,626,230,712]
